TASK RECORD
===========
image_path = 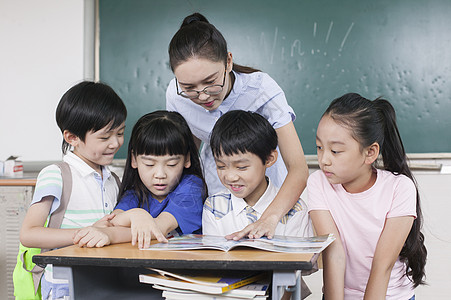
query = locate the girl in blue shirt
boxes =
[74,111,207,249]
[166,12,309,240]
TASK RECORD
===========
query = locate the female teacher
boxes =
[166,13,309,239]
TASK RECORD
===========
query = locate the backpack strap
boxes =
[110,170,121,189]
[46,161,72,234]
[29,161,72,293]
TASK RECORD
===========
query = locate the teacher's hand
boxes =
[225,214,279,240]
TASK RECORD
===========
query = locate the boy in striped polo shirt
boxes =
[202,110,314,299]
[202,110,312,239]
[19,81,127,299]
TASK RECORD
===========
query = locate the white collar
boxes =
[63,151,111,179]
[231,178,279,217]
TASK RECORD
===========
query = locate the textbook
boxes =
[143,233,335,253]
[161,289,267,299]
[151,278,270,299]
[139,268,267,294]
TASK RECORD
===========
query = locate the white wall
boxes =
[0,0,85,161]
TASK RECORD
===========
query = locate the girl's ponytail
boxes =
[373,99,409,175]
[374,99,427,287]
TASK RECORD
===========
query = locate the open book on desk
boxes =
[143,233,335,253]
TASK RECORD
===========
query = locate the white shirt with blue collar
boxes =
[202,178,312,237]
[167,71,296,195]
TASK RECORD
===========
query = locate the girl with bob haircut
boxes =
[166,12,309,240]
[308,93,427,299]
[73,111,207,249]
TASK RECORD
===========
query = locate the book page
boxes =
[144,233,335,253]
[144,234,240,251]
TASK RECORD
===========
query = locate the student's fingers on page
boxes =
[248,218,276,239]
[137,229,145,249]
[226,226,251,240]
[153,228,168,243]
[226,219,276,240]
[143,230,151,249]
[131,226,138,246]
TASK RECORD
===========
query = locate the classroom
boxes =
[1,0,450,299]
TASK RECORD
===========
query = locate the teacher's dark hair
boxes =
[169,12,259,74]
[56,81,127,154]
[324,93,427,287]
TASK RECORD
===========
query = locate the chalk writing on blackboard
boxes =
[245,22,354,66]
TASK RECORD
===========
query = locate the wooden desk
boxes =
[34,243,318,299]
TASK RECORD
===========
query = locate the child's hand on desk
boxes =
[92,213,116,228]
[130,210,168,249]
[226,214,279,240]
[73,227,111,248]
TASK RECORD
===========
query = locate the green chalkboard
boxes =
[99,0,451,158]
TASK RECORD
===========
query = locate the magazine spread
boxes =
[142,234,335,253]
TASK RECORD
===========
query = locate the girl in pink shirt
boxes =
[308,93,426,299]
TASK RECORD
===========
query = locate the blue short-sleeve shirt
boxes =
[115,174,204,235]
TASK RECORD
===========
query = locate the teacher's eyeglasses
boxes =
[176,70,226,99]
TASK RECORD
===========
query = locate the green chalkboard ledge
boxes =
[306,153,451,173]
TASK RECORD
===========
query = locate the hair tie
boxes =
[185,15,200,24]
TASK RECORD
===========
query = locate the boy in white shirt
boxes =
[202,110,312,237]
[202,110,313,299]
[19,81,126,299]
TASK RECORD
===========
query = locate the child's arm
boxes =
[91,213,116,228]
[310,210,346,300]
[228,122,308,239]
[363,216,414,299]
[20,196,79,249]
[72,225,131,248]
[117,209,175,248]
[74,208,173,248]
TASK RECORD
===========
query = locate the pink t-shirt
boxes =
[307,169,416,299]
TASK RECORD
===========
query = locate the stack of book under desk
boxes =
[139,268,271,300]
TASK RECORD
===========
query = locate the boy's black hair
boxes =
[210,110,277,164]
[55,81,127,154]
[118,110,207,208]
